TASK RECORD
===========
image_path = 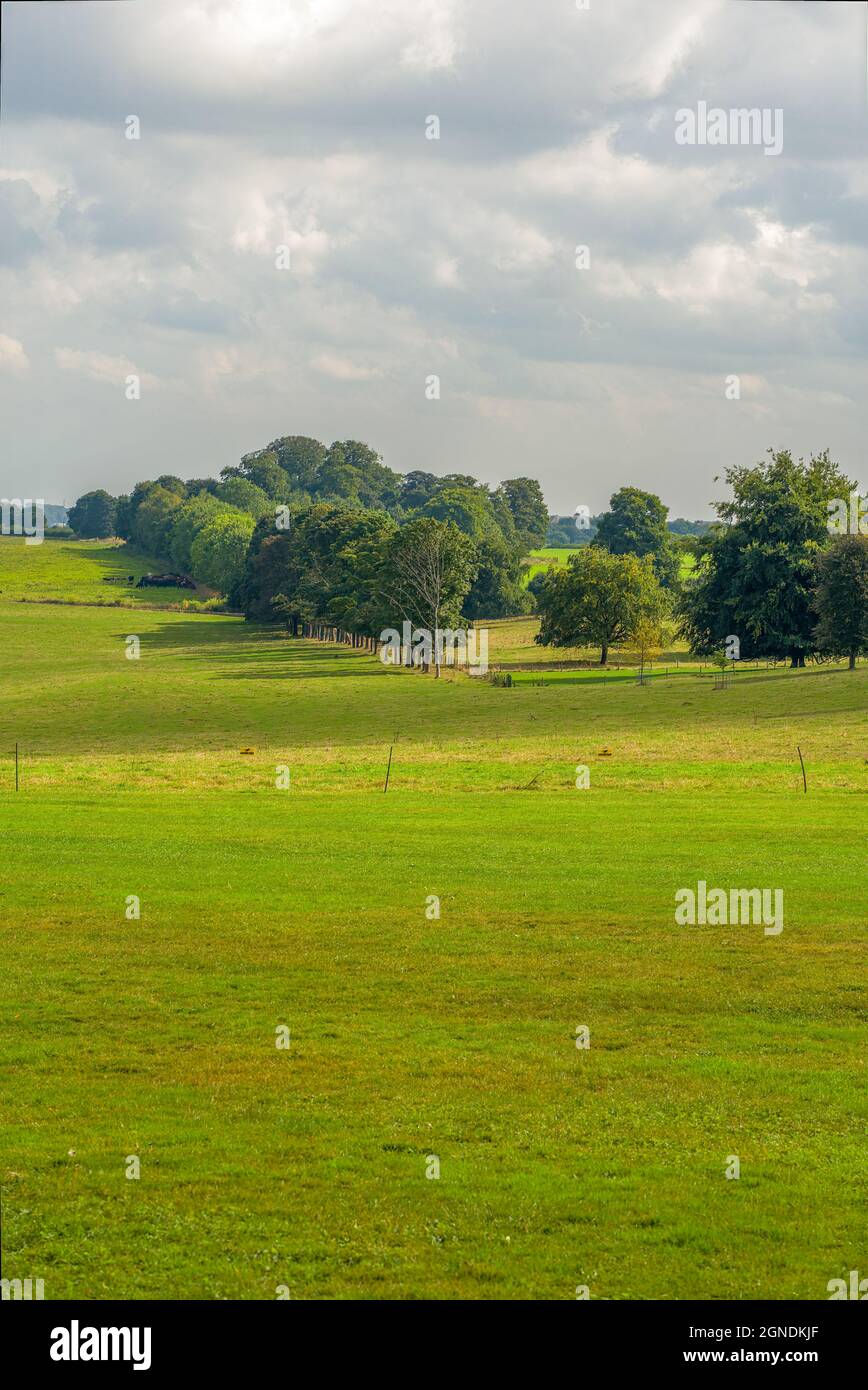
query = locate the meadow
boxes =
[0,536,865,1299]
[0,534,215,607]
[524,546,695,586]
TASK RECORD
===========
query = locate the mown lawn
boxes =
[0,791,864,1300]
[0,537,865,1299]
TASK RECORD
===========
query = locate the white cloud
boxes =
[0,0,864,513]
[55,348,157,387]
[0,334,30,371]
[311,353,381,382]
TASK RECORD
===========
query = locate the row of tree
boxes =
[67,435,551,615]
[67,441,866,670]
[533,451,867,669]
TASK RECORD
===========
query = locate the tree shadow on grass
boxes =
[124,619,390,680]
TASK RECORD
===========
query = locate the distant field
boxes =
[524,546,695,586]
[0,535,213,607]
[1,535,865,1300]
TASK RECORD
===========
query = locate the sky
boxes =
[1,0,866,517]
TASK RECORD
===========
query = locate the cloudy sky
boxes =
[1,0,866,516]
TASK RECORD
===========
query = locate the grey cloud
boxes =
[1,0,865,516]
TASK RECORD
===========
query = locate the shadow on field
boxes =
[128,619,388,680]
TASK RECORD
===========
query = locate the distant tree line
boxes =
[66,435,549,633]
[544,512,710,547]
[532,451,866,668]
[67,439,866,670]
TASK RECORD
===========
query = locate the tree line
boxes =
[66,439,866,671]
[66,435,549,637]
[535,451,866,669]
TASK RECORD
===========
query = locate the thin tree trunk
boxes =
[600,641,608,665]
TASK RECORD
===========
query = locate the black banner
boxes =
[1,1299,863,1374]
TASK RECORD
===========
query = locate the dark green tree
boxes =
[536,546,665,665]
[67,489,117,539]
[679,449,856,666]
[214,477,272,519]
[593,486,679,588]
[813,535,868,670]
[223,451,292,500]
[500,477,549,549]
[400,471,439,511]
[318,440,402,511]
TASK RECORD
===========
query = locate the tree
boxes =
[185,478,219,497]
[536,546,665,665]
[154,475,187,498]
[115,494,133,539]
[464,532,531,620]
[679,449,857,666]
[234,503,396,636]
[270,436,327,492]
[122,477,185,542]
[131,486,183,556]
[215,477,272,519]
[420,485,492,538]
[500,477,549,549]
[166,493,226,571]
[190,510,255,594]
[223,451,291,500]
[813,535,868,670]
[318,440,402,511]
[593,486,680,588]
[632,614,664,681]
[67,490,117,539]
[381,518,477,675]
[400,471,439,511]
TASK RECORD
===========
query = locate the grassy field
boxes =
[0,536,865,1299]
[0,535,214,607]
[525,546,695,586]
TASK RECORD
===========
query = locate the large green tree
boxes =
[593,486,679,588]
[214,477,272,519]
[190,510,255,594]
[235,503,396,635]
[166,493,227,572]
[813,535,868,670]
[223,451,292,500]
[536,546,665,665]
[131,486,184,556]
[68,489,117,539]
[679,449,856,666]
[317,440,402,511]
[500,477,549,549]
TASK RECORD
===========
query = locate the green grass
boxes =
[0,536,865,1299]
[0,535,213,607]
[524,546,695,586]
